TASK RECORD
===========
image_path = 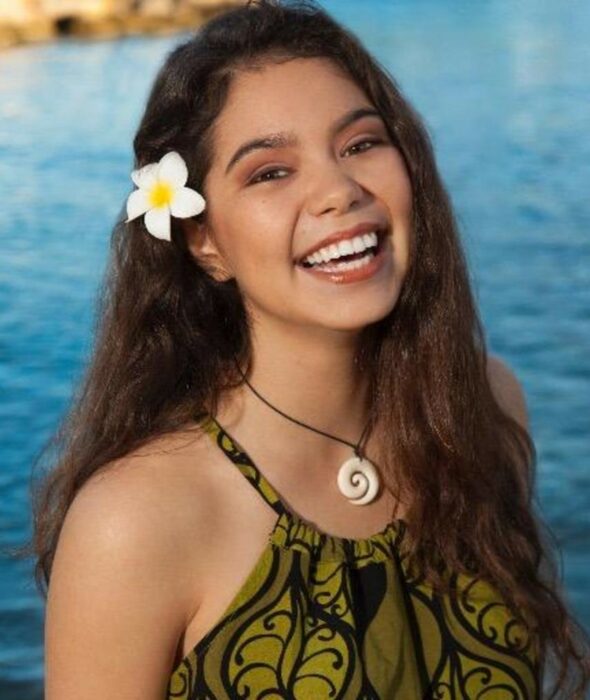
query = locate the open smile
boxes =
[296,227,391,285]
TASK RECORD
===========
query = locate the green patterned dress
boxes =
[166,415,541,699]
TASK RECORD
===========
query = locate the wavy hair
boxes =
[15,0,589,696]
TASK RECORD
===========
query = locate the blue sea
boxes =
[1,0,588,697]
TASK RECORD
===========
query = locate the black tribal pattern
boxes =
[166,416,541,699]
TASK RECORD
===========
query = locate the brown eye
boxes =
[248,167,290,185]
[345,138,384,156]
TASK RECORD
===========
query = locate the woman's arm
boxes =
[44,446,206,699]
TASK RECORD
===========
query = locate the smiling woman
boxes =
[183,55,411,333]
[23,1,590,699]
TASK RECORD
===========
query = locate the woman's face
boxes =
[188,56,412,333]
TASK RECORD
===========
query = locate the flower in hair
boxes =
[125,151,206,241]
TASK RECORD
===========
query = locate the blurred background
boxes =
[0,0,588,697]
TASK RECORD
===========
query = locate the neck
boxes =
[215,320,372,472]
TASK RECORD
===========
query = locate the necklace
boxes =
[232,359,381,506]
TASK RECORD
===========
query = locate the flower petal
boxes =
[144,206,171,241]
[170,187,206,218]
[126,188,152,222]
[131,162,158,189]
[157,151,188,188]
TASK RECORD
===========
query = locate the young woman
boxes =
[29,1,589,698]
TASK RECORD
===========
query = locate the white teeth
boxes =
[302,230,380,266]
[338,239,354,256]
[314,252,375,273]
[352,237,365,253]
[328,244,340,259]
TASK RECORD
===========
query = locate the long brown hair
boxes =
[16,0,589,696]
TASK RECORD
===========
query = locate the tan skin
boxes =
[184,56,413,535]
[44,57,530,698]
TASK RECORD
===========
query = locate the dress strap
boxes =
[201,414,287,517]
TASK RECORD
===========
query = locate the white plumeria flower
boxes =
[125,151,206,241]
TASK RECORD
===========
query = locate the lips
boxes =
[295,220,389,264]
[298,232,391,284]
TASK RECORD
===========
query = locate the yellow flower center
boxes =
[149,181,173,208]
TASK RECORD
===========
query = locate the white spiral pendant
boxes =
[336,454,380,506]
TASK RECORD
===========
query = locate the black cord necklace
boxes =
[232,358,382,506]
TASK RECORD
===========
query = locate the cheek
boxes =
[395,174,413,219]
[204,178,293,281]
[237,198,296,264]
[380,156,413,272]
[382,152,413,213]
[222,218,289,280]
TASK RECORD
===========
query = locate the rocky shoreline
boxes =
[0,0,244,51]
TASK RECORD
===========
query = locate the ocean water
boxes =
[0,0,588,697]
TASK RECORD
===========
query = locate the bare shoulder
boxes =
[44,424,216,699]
[486,353,529,431]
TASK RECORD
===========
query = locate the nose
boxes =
[306,158,365,217]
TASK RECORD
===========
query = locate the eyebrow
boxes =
[224,106,382,176]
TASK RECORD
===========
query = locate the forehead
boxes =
[212,57,369,148]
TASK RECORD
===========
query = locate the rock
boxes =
[0,23,20,49]
[61,15,125,40]
[0,0,40,24]
[0,0,245,50]
[15,17,55,43]
[133,0,174,17]
[128,8,209,33]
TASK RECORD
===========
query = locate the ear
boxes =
[181,219,234,282]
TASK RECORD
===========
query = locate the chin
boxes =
[313,296,400,332]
